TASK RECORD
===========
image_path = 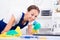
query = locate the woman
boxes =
[0,5,40,34]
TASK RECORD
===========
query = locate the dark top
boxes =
[0,12,29,34]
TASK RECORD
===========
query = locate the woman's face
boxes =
[27,9,39,22]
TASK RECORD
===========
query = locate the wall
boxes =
[0,0,34,23]
[34,0,58,28]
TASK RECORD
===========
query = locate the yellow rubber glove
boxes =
[0,26,22,37]
[15,26,22,36]
[0,32,6,37]
[32,29,38,34]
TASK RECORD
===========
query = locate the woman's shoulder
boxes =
[12,11,23,19]
[11,11,22,24]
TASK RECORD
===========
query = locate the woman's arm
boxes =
[1,15,15,34]
[28,24,32,35]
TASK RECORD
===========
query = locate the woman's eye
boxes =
[35,16,37,17]
[31,14,34,16]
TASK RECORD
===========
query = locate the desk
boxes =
[0,35,60,40]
